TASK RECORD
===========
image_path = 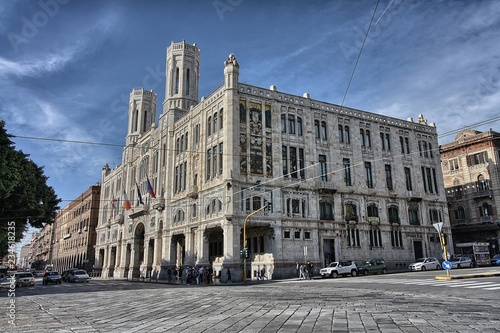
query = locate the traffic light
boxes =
[245,248,250,258]
[240,248,244,258]
[441,232,447,246]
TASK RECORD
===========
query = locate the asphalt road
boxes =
[2,267,500,333]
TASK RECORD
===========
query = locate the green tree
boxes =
[0,120,60,259]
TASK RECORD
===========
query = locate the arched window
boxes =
[344,203,357,222]
[213,113,218,134]
[388,206,399,224]
[207,116,212,136]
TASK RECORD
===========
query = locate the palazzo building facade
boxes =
[440,129,500,254]
[52,184,101,273]
[95,40,451,281]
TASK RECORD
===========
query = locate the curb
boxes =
[435,272,500,280]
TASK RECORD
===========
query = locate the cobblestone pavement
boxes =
[2,270,500,333]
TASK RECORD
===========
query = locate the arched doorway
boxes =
[132,223,145,279]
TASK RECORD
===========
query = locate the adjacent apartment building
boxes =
[95,40,451,282]
[440,129,500,255]
[52,185,101,272]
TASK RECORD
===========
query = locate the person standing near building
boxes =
[307,261,314,280]
[227,267,232,283]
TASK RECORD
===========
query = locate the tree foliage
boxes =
[0,120,61,258]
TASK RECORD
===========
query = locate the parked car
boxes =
[357,258,387,275]
[14,272,35,287]
[319,260,358,278]
[68,270,90,283]
[491,254,500,266]
[449,257,473,269]
[61,268,78,282]
[408,257,441,271]
[42,271,62,285]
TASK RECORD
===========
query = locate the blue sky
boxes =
[1,0,500,246]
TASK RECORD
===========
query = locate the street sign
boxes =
[433,222,443,234]
[442,260,452,270]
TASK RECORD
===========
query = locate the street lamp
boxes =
[243,205,267,283]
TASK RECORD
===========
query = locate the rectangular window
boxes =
[294,230,301,239]
[282,146,288,177]
[391,229,403,247]
[405,167,413,191]
[421,167,427,192]
[319,155,328,181]
[284,230,291,239]
[426,167,433,193]
[290,147,297,178]
[399,136,405,154]
[304,231,311,240]
[288,115,296,134]
[281,114,286,133]
[347,228,360,247]
[385,164,393,190]
[343,158,352,186]
[206,148,211,180]
[360,129,366,147]
[179,163,184,192]
[365,162,373,188]
[338,125,344,143]
[212,145,218,177]
[299,148,305,179]
[405,137,410,154]
[297,117,303,136]
[385,133,391,151]
[380,132,385,150]
[320,202,333,220]
[369,229,382,247]
[344,126,350,144]
[219,143,223,175]
[174,165,179,193]
[432,168,439,194]
[314,120,320,139]
[409,209,420,225]
[183,162,187,190]
[321,121,327,140]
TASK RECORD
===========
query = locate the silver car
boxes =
[68,270,90,283]
[449,257,473,269]
[14,272,35,287]
[408,257,441,271]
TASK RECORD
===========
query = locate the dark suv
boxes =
[357,258,387,275]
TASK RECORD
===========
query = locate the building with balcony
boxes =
[440,129,500,255]
[51,185,101,272]
[95,40,451,282]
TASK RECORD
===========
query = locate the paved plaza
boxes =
[2,268,500,333]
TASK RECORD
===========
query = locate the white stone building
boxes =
[95,40,451,281]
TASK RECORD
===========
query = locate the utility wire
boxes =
[339,0,380,109]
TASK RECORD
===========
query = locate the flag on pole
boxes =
[122,189,131,210]
[146,176,156,199]
[136,182,144,205]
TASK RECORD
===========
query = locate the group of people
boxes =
[166,265,214,285]
[297,261,314,280]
